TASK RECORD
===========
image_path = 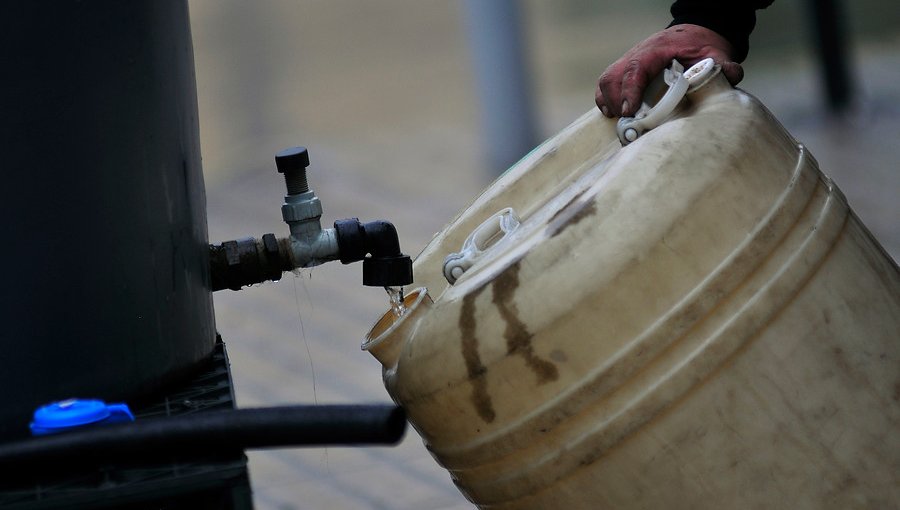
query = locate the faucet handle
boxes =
[275,146,310,172]
[275,146,311,195]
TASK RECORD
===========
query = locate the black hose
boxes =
[0,405,405,477]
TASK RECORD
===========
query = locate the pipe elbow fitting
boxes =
[334,218,413,287]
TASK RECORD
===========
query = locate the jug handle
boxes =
[616,58,717,146]
[443,208,521,284]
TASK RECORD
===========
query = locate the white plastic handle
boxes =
[443,208,521,284]
[616,58,717,146]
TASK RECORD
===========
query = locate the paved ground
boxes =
[190,2,898,508]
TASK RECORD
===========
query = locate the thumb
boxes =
[720,61,745,86]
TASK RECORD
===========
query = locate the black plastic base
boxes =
[0,338,253,510]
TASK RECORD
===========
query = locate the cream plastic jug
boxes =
[364,61,900,509]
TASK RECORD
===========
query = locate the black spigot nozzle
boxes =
[363,256,413,287]
[334,218,413,287]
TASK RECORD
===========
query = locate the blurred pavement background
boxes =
[188,1,899,508]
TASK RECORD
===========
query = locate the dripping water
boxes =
[292,273,318,405]
[292,271,330,472]
[385,286,407,318]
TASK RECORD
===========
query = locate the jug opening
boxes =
[363,287,432,364]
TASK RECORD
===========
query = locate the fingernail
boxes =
[621,100,630,115]
[600,105,610,117]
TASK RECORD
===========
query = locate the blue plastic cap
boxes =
[30,399,135,436]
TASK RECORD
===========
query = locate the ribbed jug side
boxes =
[449,153,845,506]
[488,199,900,510]
[436,142,822,470]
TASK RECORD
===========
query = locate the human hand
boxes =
[595,24,743,118]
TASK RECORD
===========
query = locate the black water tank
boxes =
[0,1,215,439]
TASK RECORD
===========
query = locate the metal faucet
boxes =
[275,147,342,268]
[209,147,413,291]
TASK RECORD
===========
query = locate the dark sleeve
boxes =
[668,0,774,62]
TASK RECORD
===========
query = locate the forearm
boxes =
[669,0,774,62]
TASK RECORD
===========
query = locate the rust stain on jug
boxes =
[460,284,496,423]
[493,262,559,384]
[460,262,559,424]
